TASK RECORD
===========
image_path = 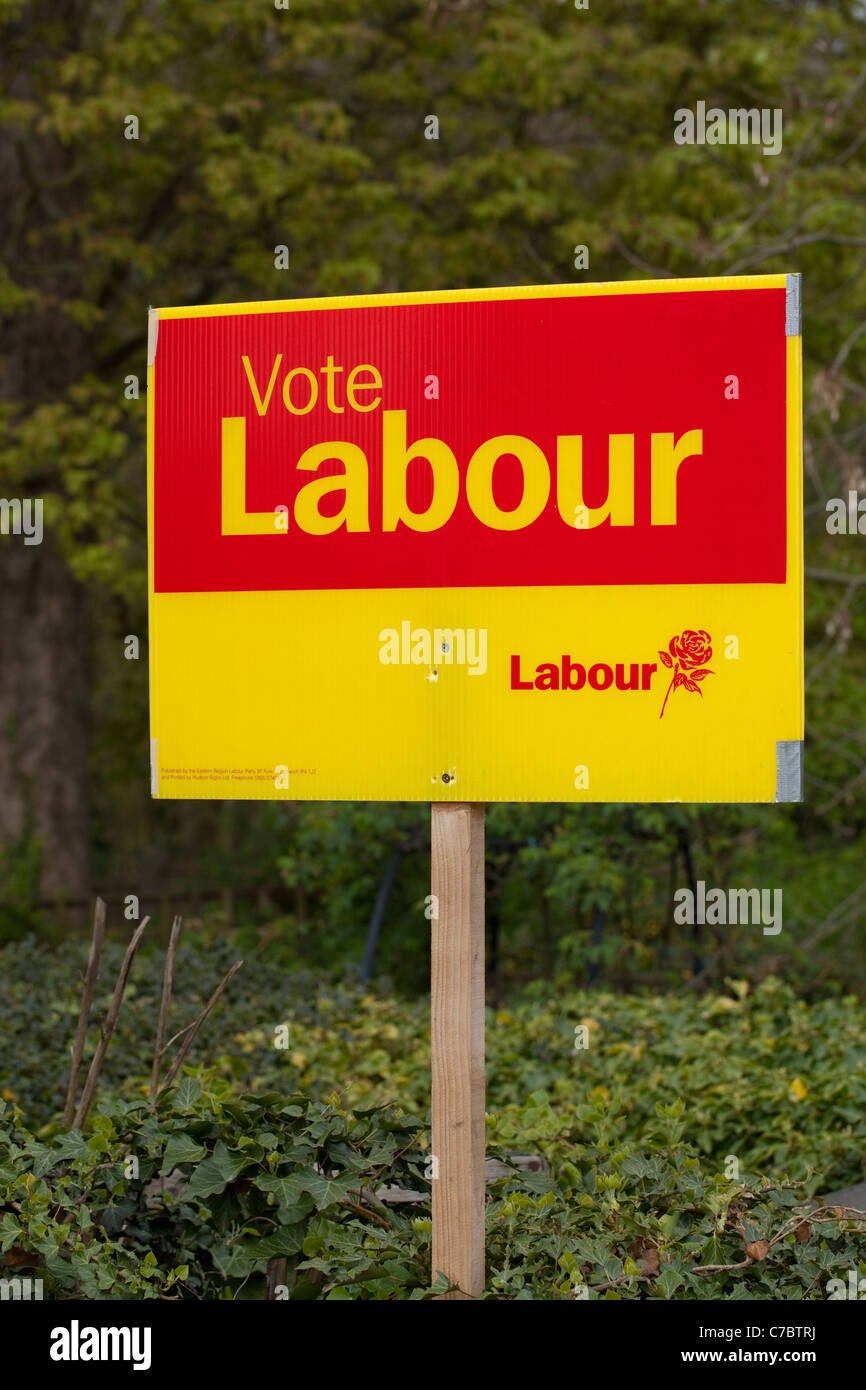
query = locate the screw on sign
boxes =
[147,276,803,1297]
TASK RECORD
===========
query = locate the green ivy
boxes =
[2,1080,864,1300]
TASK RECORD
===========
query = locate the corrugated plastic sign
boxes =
[147,275,803,803]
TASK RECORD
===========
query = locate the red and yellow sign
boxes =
[147,275,803,803]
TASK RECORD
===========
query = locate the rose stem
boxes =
[660,665,678,719]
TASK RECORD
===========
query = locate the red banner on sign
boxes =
[153,286,787,593]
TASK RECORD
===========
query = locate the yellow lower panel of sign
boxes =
[149,582,802,802]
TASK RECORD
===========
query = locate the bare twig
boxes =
[691,1257,754,1276]
[161,1019,198,1052]
[150,915,183,1101]
[801,881,866,953]
[805,567,866,586]
[587,1271,651,1291]
[341,1198,392,1230]
[727,232,866,276]
[72,916,150,1130]
[157,960,244,1095]
[63,898,106,1128]
[830,319,866,375]
[609,231,675,278]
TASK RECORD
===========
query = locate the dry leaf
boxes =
[2,1248,36,1268]
[641,1248,660,1277]
[795,1222,810,1244]
[745,1239,770,1261]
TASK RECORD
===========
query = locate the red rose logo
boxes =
[658,629,714,718]
[669,630,712,669]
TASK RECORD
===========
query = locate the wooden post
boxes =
[431,802,485,1299]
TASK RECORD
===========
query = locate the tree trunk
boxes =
[0,534,90,898]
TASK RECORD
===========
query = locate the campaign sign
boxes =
[147,275,803,802]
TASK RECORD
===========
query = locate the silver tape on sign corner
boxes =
[775,740,803,802]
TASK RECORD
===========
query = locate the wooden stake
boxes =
[431,802,485,1299]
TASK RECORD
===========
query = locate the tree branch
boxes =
[63,897,106,1128]
[150,914,182,1101]
[157,960,243,1095]
[72,915,150,1129]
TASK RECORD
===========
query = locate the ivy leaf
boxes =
[185,1144,247,1200]
[211,1242,257,1280]
[160,1133,208,1174]
[244,1227,305,1262]
[184,1157,230,1200]
[172,1078,202,1112]
[656,1267,685,1298]
[22,1142,58,1179]
[254,1173,316,1223]
[697,1233,727,1265]
[0,1212,22,1251]
[300,1171,360,1210]
[49,1132,91,1163]
[255,1172,304,1203]
[210,1141,249,1183]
